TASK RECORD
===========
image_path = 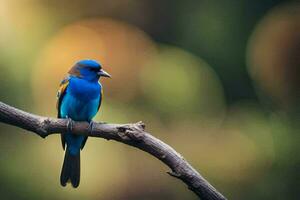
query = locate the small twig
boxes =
[0,101,226,200]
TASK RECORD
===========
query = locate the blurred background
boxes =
[0,0,299,199]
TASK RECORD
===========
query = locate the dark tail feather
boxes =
[60,149,80,188]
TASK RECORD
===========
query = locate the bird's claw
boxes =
[66,116,74,132]
[88,121,95,134]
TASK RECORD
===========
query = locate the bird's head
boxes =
[69,59,111,81]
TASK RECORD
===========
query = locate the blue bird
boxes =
[56,59,111,187]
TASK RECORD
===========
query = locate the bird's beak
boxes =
[98,69,111,78]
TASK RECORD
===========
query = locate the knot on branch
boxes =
[36,118,51,138]
[117,121,145,141]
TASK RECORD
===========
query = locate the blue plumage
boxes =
[77,59,101,68]
[57,59,111,187]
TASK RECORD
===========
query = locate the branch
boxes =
[0,101,226,200]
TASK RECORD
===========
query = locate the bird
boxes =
[56,59,111,188]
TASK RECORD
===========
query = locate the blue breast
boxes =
[60,76,101,121]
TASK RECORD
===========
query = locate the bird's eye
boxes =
[88,67,98,72]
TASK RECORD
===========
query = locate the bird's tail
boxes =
[60,148,80,188]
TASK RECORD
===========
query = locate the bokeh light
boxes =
[140,45,225,121]
[247,2,300,110]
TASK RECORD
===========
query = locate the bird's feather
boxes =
[57,76,70,116]
[81,85,102,150]
[56,76,70,150]
[60,149,80,188]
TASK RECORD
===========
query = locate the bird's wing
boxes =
[56,76,70,117]
[56,76,70,150]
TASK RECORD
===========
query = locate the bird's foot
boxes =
[88,121,95,134]
[66,116,74,132]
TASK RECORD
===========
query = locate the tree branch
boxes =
[0,101,226,200]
